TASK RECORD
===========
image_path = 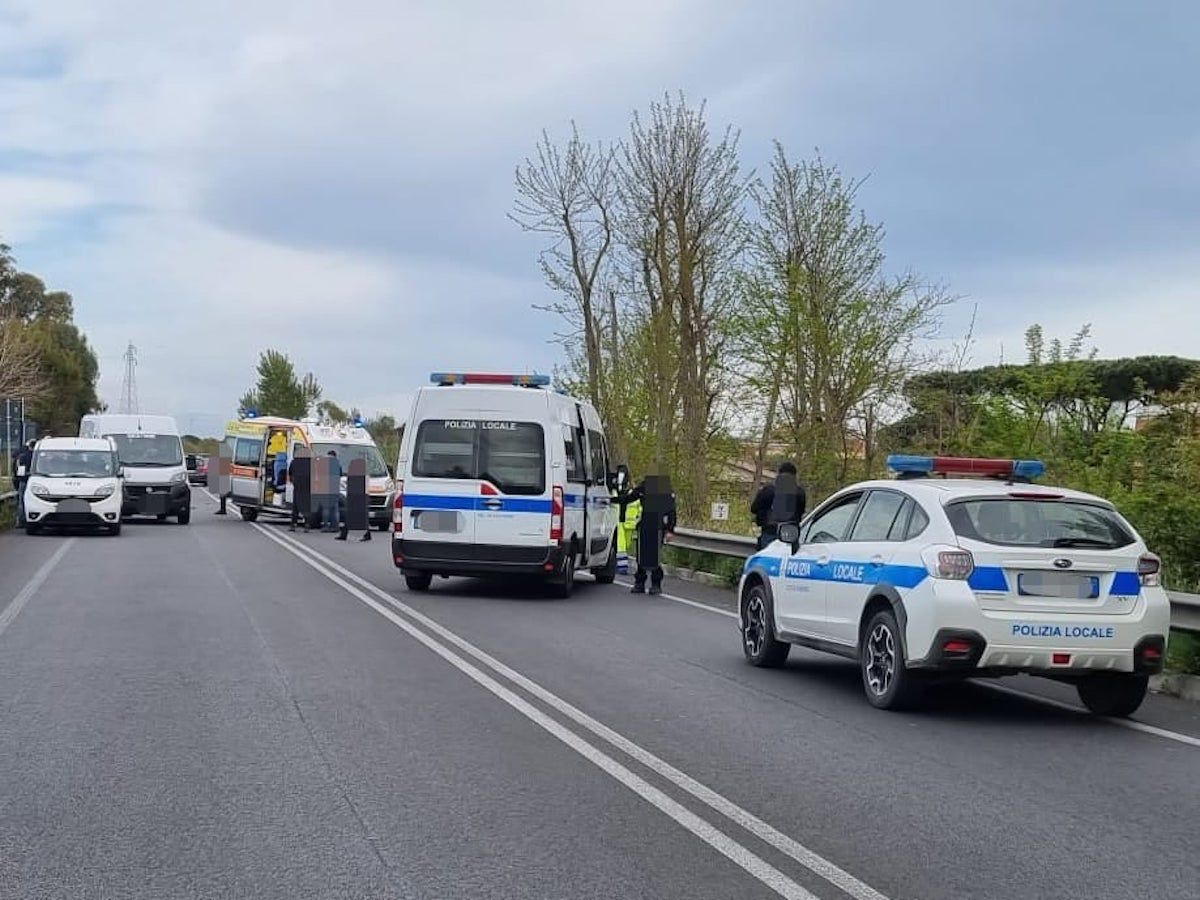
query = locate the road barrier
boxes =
[672,526,1200,635]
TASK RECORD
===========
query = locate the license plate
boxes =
[1017,571,1100,599]
[56,498,91,514]
[414,510,460,533]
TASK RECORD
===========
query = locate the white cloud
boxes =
[0,174,92,242]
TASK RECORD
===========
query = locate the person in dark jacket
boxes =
[14,440,35,524]
[751,461,806,550]
[620,474,677,595]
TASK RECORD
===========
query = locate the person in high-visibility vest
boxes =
[617,495,641,575]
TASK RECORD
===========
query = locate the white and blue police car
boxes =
[738,455,1171,715]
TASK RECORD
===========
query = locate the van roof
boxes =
[81,413,181,435]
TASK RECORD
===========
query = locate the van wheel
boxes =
[861,609,924,710]
[591,534,618,585]
[405,573,433,592]
[239,506,258,523]
[549,553,576,598]
[1076,673,1148,717]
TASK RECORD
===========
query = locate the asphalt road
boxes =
[1,492,1197,900]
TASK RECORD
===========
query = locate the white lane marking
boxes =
[981,683,1200,749]
[252,525,824,900]
[617,576,1200,751]
[616,578,739,619]
[266,527,890,900]
[0,539,75,639]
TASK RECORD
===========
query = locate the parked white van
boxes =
[392,372,619,597]
[23,437,124,535]
[79,414,191,523]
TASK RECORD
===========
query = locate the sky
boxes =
[1,0,1197,437]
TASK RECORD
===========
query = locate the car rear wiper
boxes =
[1051,537,1114,548]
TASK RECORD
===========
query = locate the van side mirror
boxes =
[778,522,801,554]
[387,464,395,478]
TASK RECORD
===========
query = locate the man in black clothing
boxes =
[750,461,806,550]
[620,474,677,595]
[288,446,312,532]
[14,440,34,525]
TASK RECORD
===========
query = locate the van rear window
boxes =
[413,420,545,495]
[946,498,1135,549]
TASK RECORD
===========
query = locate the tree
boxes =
[239,350,321,419]
[0,319,48,403]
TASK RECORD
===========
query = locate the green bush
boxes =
[1167,630,1200,676]
[663,544,745,587]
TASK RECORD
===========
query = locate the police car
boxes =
[738,455,1171,715]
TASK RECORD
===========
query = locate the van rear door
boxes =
[405,419,478,547]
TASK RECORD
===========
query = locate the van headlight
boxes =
[31,483,50,497]
[94,484,116,499]
[170,471,187,485]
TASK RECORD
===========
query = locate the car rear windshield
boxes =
[946,498,1135,549]
[413,420,545,495]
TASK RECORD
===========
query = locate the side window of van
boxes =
[587,430,607,487]
[564,426,585,483]
[234,438,263,468]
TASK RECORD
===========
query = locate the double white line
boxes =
[253,522,891,900]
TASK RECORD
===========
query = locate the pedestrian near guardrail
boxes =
[750,461,806,550]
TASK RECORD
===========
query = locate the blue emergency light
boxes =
[243,409,258,419]
[430,372,551,387]
[886,454,1045,480]
[352,416,366,428]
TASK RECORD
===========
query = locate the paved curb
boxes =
[661,564,735,590]
[1151,673,1200,703]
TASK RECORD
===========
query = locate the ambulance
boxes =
[392,372,620,597]
[220,415,395,529]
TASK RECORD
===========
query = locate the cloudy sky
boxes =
[1,1,1197,437]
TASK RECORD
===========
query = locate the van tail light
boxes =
[550,485,564,542]
[392,480,404,532]
[1137,553,1160,587]
[922,546,975,580]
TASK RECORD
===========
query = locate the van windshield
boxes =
[33,450,116,478]
[311,443,388,478]
[413,420,545,495]
[109,434,183,467]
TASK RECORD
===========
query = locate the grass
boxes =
[662,544,745,588]
[1166,629,1200,676]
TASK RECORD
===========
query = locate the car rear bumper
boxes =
[392,537,567,578]
[905,582,1173,675]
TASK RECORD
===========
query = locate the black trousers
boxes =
[756,528,777,550]
[634,524,664,587]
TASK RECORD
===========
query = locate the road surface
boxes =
[1,491,1197,900]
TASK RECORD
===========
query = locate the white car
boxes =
[738,455,1171,716]
[23,437,125,536]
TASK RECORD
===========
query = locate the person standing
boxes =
[621,474,676,595]
[288,446,313,532]
[322,450,342,534]
[751,461,805,550]
[14,439,34,525]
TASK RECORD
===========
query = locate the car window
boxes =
[234,438,262,468]
[563,426,584,482]
[849,491,908,542]
[905,504,930,540]
[945,498,1134,549]
[806,492,862,544]
[587,429,607,487]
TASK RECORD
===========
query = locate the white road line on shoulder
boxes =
[615,578,739,619]
[251,524,825,900]
[264,526,890,900]
[0,539,75,639]
[981,683,1200,749]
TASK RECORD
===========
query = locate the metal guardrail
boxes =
[0,489,15,507]
[672,527,1200,635]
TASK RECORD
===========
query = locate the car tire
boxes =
[24,523,42,536]
[177,507,191,525]
[1076,673,1149,717]
[741,582,790,667]
[861,608,924,710]
[405,573,433,592]
[591,534,618,585]
[548,552,576,599]
[239,506,258,523]
[107,522,122,536]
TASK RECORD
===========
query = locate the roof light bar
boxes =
[430,372,551,387]
[886,454,1045,480]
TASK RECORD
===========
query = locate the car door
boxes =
[775,491,864,637]
[230,436,265,504]
[825,490,911,646]
[584,426,615,565]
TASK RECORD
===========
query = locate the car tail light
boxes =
[943,639,973,654]
[1138,553,1160,587]
[392,480,404,532]
[550,485,564,542]
[922,546,975,580]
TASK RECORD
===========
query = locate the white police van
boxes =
[392,372,619,597]
[739,455,1171,715]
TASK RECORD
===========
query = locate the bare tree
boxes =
[616,94,748,514]
[0,319,48,403]
[512,125,617,416]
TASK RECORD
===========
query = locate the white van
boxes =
[392,372,619,596]
[79,414,191,523]
[22,437,124,535]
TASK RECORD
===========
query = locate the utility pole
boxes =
[119,342,139,415]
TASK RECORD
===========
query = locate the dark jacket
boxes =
[622,481,677,534]
[751,476,807,531]
[14,448,33,485]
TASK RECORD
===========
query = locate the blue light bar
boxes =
[886,454,1046,479]
[430,372,551,387]
[886,454,935,473]
[1011,459,1046,479]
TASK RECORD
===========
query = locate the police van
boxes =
[392,372,619,597]
[739,455,1172,716]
